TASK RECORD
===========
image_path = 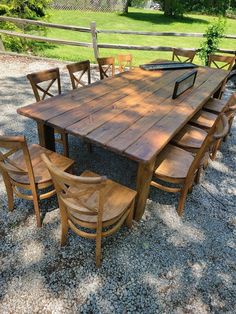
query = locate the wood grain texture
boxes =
[18,66,228,163]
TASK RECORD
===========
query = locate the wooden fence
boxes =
[0,16,236,60]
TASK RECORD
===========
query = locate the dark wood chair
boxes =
[0,135,74,227]
[66,60,91,90]
[97,57,115,80]
[41,153,137,267]
[208,54,236,71]
[27,68,69,157]
[117,54,133,73]
[172,48,196,63]
[151,114,229,216]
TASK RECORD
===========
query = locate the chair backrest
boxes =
[208,54,236,71]
[0,136,36,187]
[186,113,229,184]
[117,54,133,73]
[66,60,91,90]
[172,48,196,63]
[97,57,115,80]
[41,153,107,227]
[27,67,61,102]
[224,92,236,117]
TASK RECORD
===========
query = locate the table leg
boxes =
[134,157,156,221]
[37,121,55,151]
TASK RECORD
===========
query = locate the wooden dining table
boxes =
[17,62,229,220]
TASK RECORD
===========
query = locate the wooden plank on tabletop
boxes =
[66,69,190,136]
[48,90,129,129]
[47,68,175,129]
[88,66,214,147]
[125,70,228,162]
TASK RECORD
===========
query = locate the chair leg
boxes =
[126,200,134,228]
[195,168,202,185]
[60,205,69,246]
[210,139,222,161]
[2,174,14,211]
[61,222,68,246]
[95,233,102,267]
[223,117,234,142]
[32,190,42,228]
[177,185,189,216]
[62,133,69,157]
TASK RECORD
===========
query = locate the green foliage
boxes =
[0,4,10,16]
[9,0,51,19]
[199,18,226,66]
[0,0,52,54]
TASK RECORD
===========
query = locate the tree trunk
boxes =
[123,0,129,13]
[164,0,173,16]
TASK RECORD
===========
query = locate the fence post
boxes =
[0,35,5,51]
[90,21,99,59]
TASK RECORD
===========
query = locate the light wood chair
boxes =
[151,114,229,216]
[0,136,74,227]
[97,57,115,80]
[41,153,136,267]
[208,54,236,71]
[172,48,196,63]
[27,68,69,157]
[208,54,235,98]
[66,60,91,90]
[189,110,218,131]
[172,97,229,153]
[117,54,133,73]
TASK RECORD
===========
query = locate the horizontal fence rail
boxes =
[0,16,235,59]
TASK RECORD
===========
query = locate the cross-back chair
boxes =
[27,68,69,157]
[208,54,236,71]
[172,48,196,63]
[66,60,91,90]
[0,136,74,227]
[151,113,229,216]
[41,153,136,267]
[117,54,133,73]
[97,57,115,80]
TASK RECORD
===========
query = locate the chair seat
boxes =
[203,98,227,114]
[172,125,208,150]
[154,144,194,180]
[67,170,137,223]
[190,110,218,130]
[9,144,74,185]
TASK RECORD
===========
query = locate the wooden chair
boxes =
[27,68,69,157]
[172,93,236,160]
[208,54,236,71]
[66,60,91,90]
[189,110,218,131]
[151,114,229,216]
[206,93,236,156]
[0,136,74,227]
[172,48,196,63]
[117,54,133,73]
[41,153,137,267]
[97,57,115,80]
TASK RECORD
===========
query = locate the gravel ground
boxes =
[0,54,235,314]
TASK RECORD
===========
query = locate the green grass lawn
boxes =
[38,8,236,65]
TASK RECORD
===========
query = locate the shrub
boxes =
[0,1,52,54]
[199,18,226,66]
[0,4,10,16]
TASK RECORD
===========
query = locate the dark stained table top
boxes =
[18,65,228,163]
